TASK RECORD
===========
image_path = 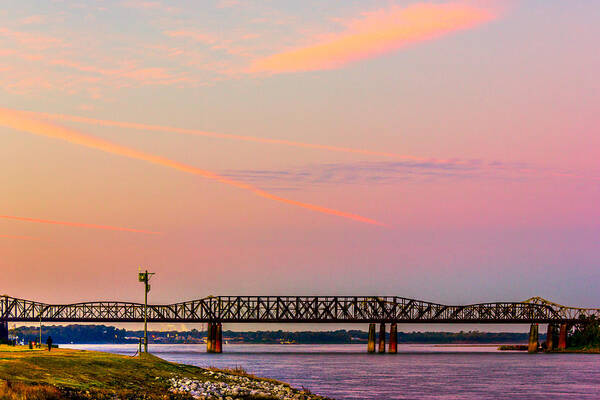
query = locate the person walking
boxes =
[46,336,53,351]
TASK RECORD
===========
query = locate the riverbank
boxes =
[497,344,600,353]
[551,347,600,354]
[0,345,331,399]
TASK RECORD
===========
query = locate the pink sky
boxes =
[0,1,599,317]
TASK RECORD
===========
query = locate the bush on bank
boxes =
[569,316,600,349]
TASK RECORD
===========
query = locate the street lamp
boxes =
[138,268,155,354]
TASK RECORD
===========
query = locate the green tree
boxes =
[569,316,600,348]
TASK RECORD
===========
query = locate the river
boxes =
[63,343,600,399]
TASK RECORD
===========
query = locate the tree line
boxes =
[10,325,532,344]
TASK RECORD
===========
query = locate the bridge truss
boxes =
[2,295,598,324]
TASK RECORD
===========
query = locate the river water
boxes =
[63,343,600,399]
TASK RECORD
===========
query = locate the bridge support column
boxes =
[545,324,556,351]
[389,323,397,354]
[214,323,222,354]
[558,323,567,350]
[378,323,386,353]
[367,323,376,353]
[0,319,8,344]
[528,324,539,353]
[207,323,214,353]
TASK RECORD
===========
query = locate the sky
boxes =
[1,0,599,328]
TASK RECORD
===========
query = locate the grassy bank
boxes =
[0,345,328,399]
[497,344,600,353]
[553,347,600,354]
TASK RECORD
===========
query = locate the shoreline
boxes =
[0,344,332,399]
[497,344,600,353]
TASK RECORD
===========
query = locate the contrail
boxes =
[0,108,383,226]
[34,110,432,162]
[0,215,161,234]
[28,111,600,180]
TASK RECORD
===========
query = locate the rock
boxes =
[167,372,327,400]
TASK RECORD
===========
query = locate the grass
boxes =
[0,345,312,399]
[0,381,63,400]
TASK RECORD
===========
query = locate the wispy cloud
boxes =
[221,159,599,189]
[36,110,442,162]
[0,108,383,226]
[0,2,500,97]
[121,0,179,13]
[250,3,496,73]
[16,108,598,185]
[18,15,46,26]
[221,160,514,189]
[0,27,64,50]
[163,30,217,45]
[33,109,599,183]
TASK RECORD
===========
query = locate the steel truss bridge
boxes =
[2,295,599,324]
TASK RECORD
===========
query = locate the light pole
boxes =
[138,269,155,353]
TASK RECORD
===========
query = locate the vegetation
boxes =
[10,325,532,345]
[0,381,63,400]
[0,345,303,399]
[497,345,528,351]
[568,316,600,350]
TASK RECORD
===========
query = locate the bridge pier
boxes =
[558,323,568,350]
[378,323,386,353]
[206,322,222,353]
[214,323,223,354]
[0,319,8,344]
[367,323,376,353]
[389,323,397,354]
[528,323,539,353]
[545,324,556,351]
[207,323,214,353]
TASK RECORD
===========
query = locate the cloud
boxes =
[0,215,161,234]
[163,30,217,45]
[222,160,600,189]
[121,0,179,13]
[221,160,504,188]
[13,109,596,184]
[162,30,259,59]
[0,108,383,226]
[18,15,46,25]
[37,110,439,162]
[38,110,542,175]
[250,2,496,73]
[0,27,64,50]
[216,0,240,9]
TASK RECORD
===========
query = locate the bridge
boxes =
[2,295,599,353]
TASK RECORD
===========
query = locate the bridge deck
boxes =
[2,295,598,324]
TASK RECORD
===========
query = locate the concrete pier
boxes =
[558,323,568,350]
[378,323,386,353]
[389,323,398,354]
[214,323,223,353]
[0,320,7,344]
[206,323,214,353]
[528,323,539,353]
[367,323,376,353]
[545,324,556,351]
